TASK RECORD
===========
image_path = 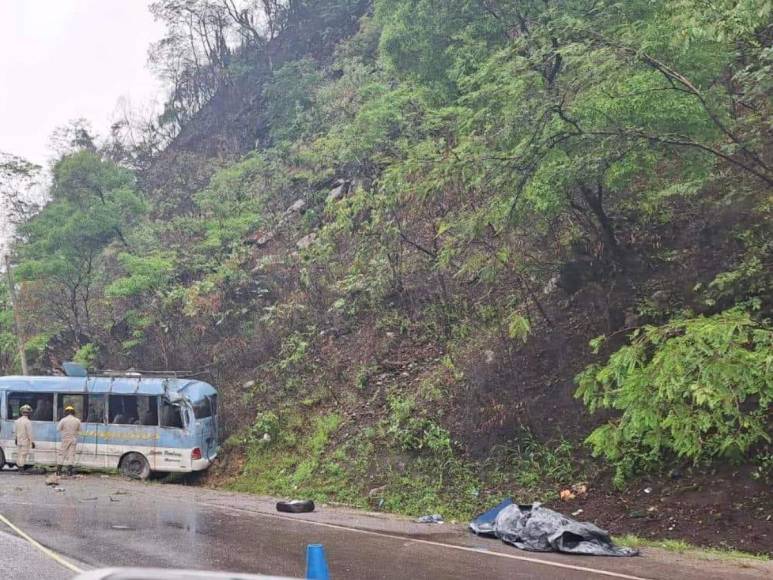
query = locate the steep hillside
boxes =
[3,0,771,554]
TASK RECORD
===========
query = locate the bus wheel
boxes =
[0,447,5,469]
[120,452,150,480]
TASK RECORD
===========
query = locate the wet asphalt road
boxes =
[0,471,770,580]
[0,528,73,579]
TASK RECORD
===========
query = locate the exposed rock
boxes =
[650,290,669,308]
[245,230,274,247]
[368,484,388,498]
[255,232,274,246]
[327,181,349,203]
[243,380,256,389]
[296,233,317,250]
[543,275,560,295]
[287,199,306,214]
[624,310,640,328]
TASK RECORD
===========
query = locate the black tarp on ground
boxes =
[470,499,638,557]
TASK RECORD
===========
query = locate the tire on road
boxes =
[276,500,315,513]
[119,452,151,480]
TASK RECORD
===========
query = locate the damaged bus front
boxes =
[0,370,219,479]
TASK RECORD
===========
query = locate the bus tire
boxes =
[276,500,315,514]
[119,452,151,480]
[0,447,5,468]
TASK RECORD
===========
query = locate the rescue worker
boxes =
[14,404,35,473]
[57,405,81,476]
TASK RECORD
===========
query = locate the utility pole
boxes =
[4,254,28,375]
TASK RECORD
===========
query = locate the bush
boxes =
[73,342,99,368]
[576,308,773,485]
[246,411,281,446]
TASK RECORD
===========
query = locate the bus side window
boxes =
[57,394,85,420]
[86,394,107,423]
[109,395,157,425]
[9,392,54,421]
[139,396,158,426]
[109,395,134,424]
[160,400,184,429]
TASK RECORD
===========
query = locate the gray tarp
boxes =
[470,499,638,557]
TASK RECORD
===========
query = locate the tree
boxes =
[14,152,145,342]
[576,309,773,486]
[0,152,42,248]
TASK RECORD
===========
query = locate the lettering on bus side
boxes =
[80,430,160,441]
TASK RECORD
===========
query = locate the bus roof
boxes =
[0,375,216,401]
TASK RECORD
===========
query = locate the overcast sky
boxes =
[0,0,165,167]
[1,0,166,257]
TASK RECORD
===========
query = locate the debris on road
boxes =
[276,499,315,513]
[45,474,60,486]
[561,482,589,501]
[470,499,638,557]
[54,486,65,493]
[415,514,444,524]
[559,489,576,501]
[572,483,588,496]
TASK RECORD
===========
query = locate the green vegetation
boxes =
[615,534,771,562]
[1,0,771,542]
[577,308,773,486]
[230,411,585,520]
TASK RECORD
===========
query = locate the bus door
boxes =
[158,397,187,471]
[191,395,218,461]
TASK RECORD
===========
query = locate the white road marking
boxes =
[194,499,655,580]
[0,486,654,579]
[0,512,85,574]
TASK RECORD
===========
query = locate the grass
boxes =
[227,409,596,521]
[225,414,771,564]
[615,534,770,562]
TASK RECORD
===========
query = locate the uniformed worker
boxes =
[14,404,35,473]
[57,405,81,476]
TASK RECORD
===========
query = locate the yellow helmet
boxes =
[20,404,32,414]
[64,405,76,413]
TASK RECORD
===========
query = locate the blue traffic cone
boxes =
[306,544,330,580]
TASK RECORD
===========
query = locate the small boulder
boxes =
[368,485,388,498]
[297,233,317,250]
[327,181,349,203]
[287,199,306,214]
